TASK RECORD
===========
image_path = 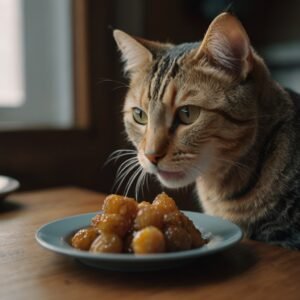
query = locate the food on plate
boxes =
[90,232,123,253]
[164,225,192,251]
[71,227,98,250]
[71,192,207,254]
[92,213,131,237]
[134,205,164,230]
[102,194,138,220]
[132,226,166,254]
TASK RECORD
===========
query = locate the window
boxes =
[0,0,74,129]
[0,0,24,107]
[263,42,300,93]
[0,0,119,192]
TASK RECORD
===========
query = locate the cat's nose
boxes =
[145,152,165,165]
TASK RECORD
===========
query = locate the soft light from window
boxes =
[0,0,24,107]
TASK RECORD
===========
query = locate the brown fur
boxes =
[114,13,300,248]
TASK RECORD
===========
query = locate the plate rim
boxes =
[35,211,243,262]
[0,175,20,197]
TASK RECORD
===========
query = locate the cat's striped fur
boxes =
[114,13,300,249]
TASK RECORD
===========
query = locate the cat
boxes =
[113,12,300,250]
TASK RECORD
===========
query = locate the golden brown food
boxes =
[134,205,164,230]
[181,213,207,248]
[91,213,102,227]
[132,226,166,254]
[164,225,192,251]
[90,231,123,253]
[71,227,98,250]
[102,194,138,220]
[94,213,131,237]
[137,201,151,209]
[163,211,185,227]
[70,192,207,254]
[152,192,178,214]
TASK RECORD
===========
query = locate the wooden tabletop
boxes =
[0,187,299,300]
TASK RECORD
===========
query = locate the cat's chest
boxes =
[196,180,275,226]
[198,191,238,221]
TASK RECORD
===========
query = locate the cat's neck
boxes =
[196,77,294,208]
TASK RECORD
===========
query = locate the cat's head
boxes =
[113,12,268,189]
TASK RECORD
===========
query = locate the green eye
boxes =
[132,107,148,125]
[177,105,200,125]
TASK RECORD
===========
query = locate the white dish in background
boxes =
[0,175,20,201]
[36,211,243,272]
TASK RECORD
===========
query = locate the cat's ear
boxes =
[113,30,153,74]
[195,12,253,78]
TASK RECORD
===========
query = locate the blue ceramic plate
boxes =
[36,211,243,271]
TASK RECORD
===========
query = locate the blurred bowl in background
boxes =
[0,175,20,201]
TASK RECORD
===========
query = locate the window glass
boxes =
[0,0,74,129]
[0,0,24,107]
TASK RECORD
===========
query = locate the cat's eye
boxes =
[177,105,200,125]
[132,107,148,125]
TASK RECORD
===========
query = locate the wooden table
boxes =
[1,187,299,300]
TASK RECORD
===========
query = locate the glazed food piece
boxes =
[152,192,178,214]
[163,210,206,248]
[134,205,164,230]
[91,213,102,227]
[132,226,166,254]
[102,194,138,220]
[137,201,151,209]
[163,211,185,227]
[71,192,207,254]
[71,227,98,250]
[181,213,207,248]
[164,225,192,251]
[90,231,123,253]
[93,213,131,237]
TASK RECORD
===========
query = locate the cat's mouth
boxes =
[155,167,195,188]
[139,154,197,188]
[157,169,186,181]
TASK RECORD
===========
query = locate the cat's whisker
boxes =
[212,157,257,183]
[140,170,149,200]
[115,161,139,188]
[108,149,149,199]
[212,157,252,175]
[112,85,130,91]
[187,165,205,178]
[112,155,139,194]
[134,169,143,200]
[105,153,134,168]
[114,165,139,190]
[145,172,151,196]
[114,159,139,188]
[124,166,143,198]
[135,169,147,200]
[97,78,129,89]
[115,156,138,177]
[186,158,251,182]
[105,149,137,166]
[215,157,253,171]
[113,162,140,195]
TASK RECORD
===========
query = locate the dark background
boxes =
[1,0,299,210]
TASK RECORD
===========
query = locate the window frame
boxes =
[0,0,121,192]
[0,0,75,128]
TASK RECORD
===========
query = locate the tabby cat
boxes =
[113,12,300,249]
